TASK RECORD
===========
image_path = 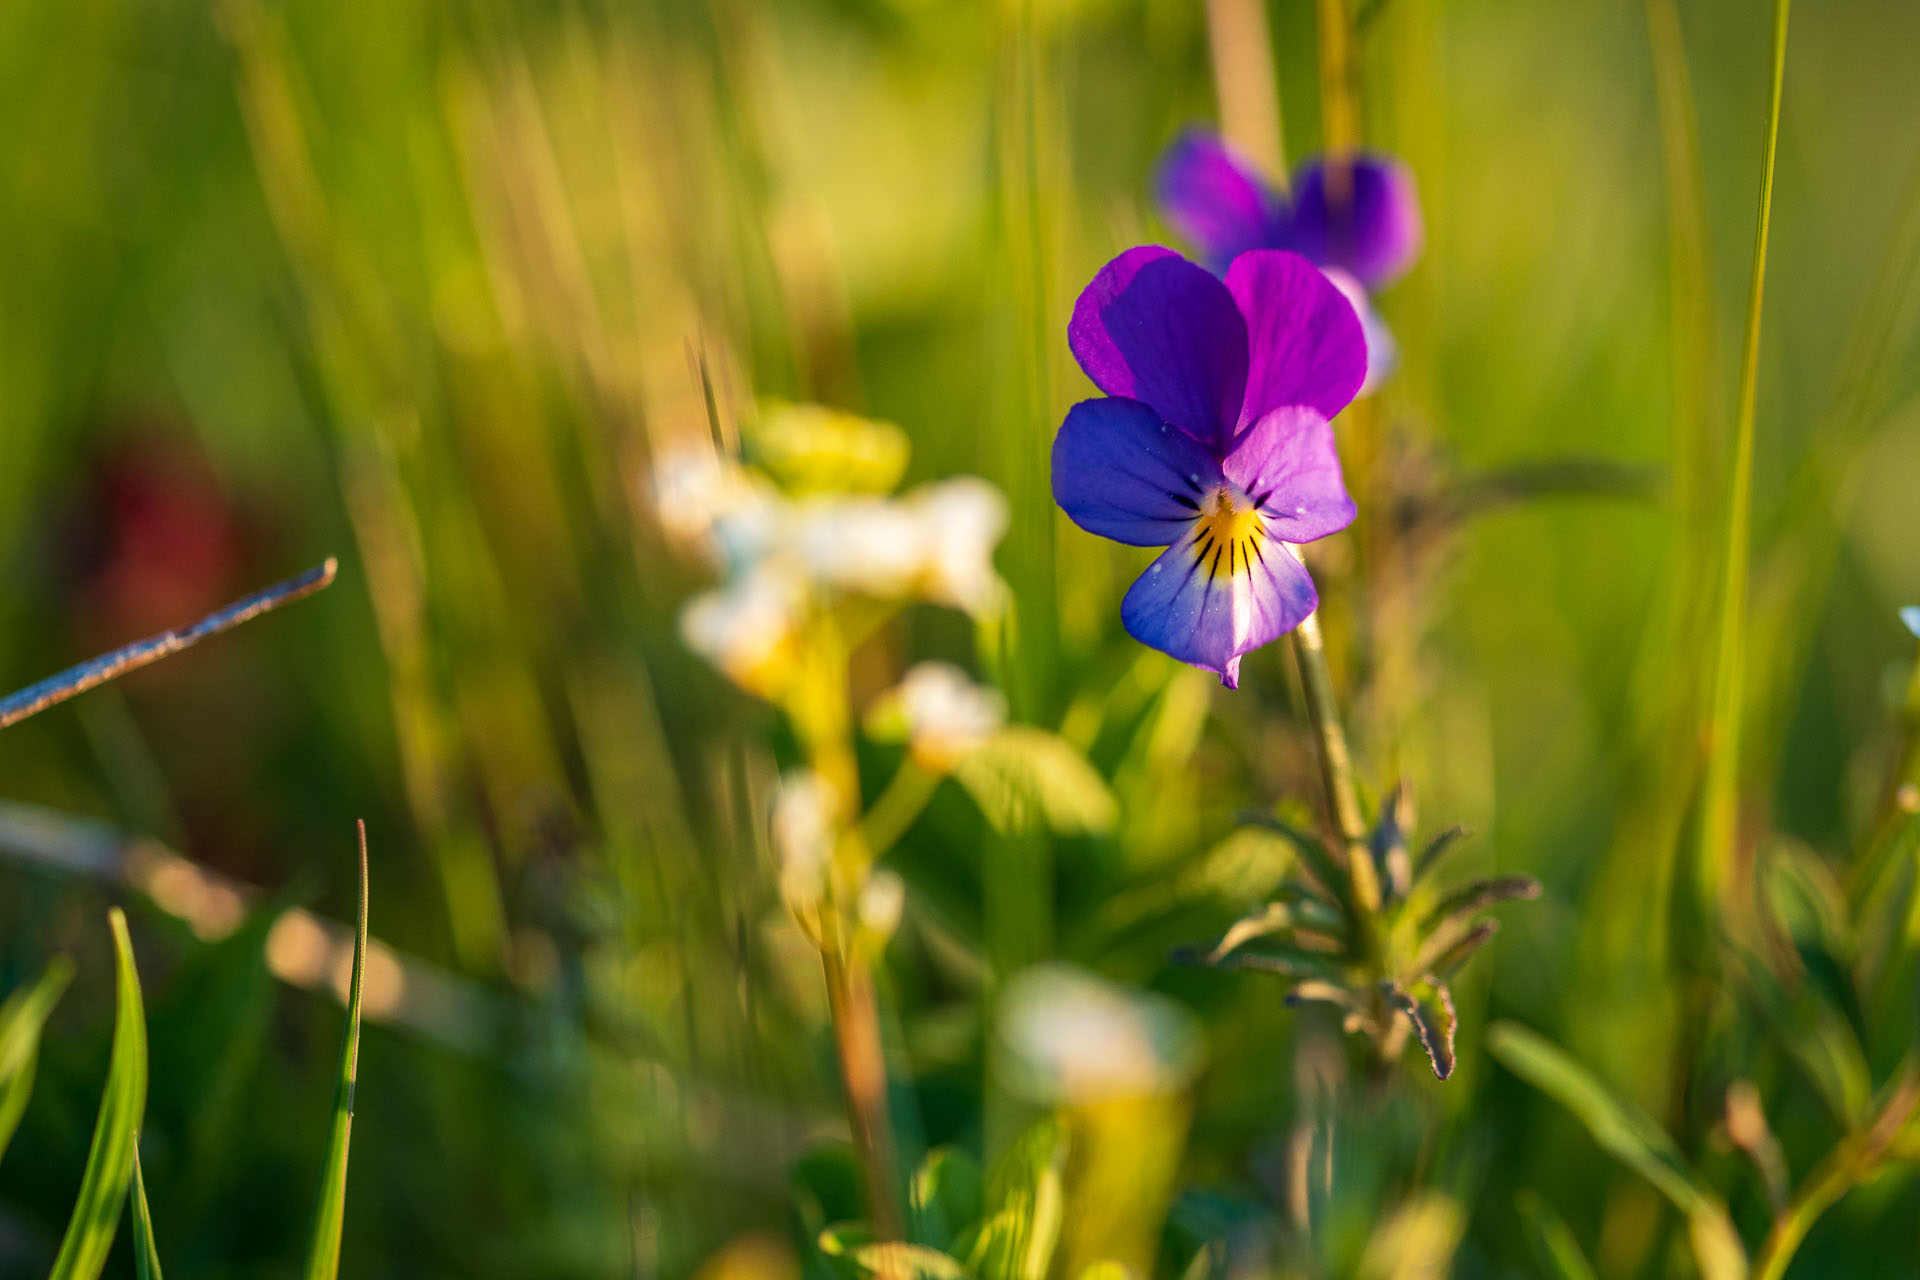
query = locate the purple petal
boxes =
[1227,250,1368,429]
[1283,154,1423,291]
[1154,130,1288,271]
[1120,519,1318,688]
[1069,246,1249,454]
[1052,397,1224,547]
[1224,405,1356,544]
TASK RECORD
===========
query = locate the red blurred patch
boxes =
[78,432,245,647]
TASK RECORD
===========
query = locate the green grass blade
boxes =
[1488,1022,1748,1280]
[1487,1021,1707,1213]
[303,821,369,1280]
[50,908,149,1280]
[1697,0,1792,919]
[0,954,75,1163]
[132,1143,164,1280]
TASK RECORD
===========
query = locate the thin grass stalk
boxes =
[1204,0,1287,183]
[1698,0,1791,927]
[1314,0,1358,192]
[301,823,368,1280]
[132,1145,164,1280]
[0,561,337,731]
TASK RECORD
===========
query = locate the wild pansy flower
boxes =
[1054,246,1367,689]
[1155,129,1422,390]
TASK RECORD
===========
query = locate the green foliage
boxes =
[0,0,1918,1274]
[954,728,1117,837]
[0,955,73,1163]
[132,1144,164,1280]
[50,909,149,1280]
[302,826,368,1280]
[1215,803,1537,1078]
[1487,1023,1745,1280]
[818,1123,1069,1280]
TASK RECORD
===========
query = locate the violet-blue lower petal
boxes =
[1052,397,1226,546]
[1120,523,1318,686]
[1223,406,1357,544]
[1284,154,1423,291]
[1226,249,1368,427]
[1154,130,1289,271]
[1068,246,1248,454]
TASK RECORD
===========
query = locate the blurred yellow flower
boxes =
[749,400,910,496]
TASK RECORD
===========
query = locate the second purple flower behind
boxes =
[1053,246,1367,689]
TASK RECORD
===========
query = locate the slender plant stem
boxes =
[1749,1069,1920,1280]
[1698,0,1791,921]
[821,927,903,1240]
[1315,0,1358,194]
[788,613,905,1239]
[1291,610,1381,920]
[1204,0,1288,183]
[859,759,940,861]
[0,559,339,731]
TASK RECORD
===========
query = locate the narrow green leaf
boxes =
[303,823,369,1280]
[1386,981,1458,1080]
[1488,1023,1747,1280]
[50,908,149,1280]
[0,954,75,1163]
[960,1120,1065,1280]
[1236,811,1351,912]
[909,1146,983,1250]
[132,1143,164,1280]
[1696,0,1791,914]
[1487,1022,1707,1212]
[1516,1190,1598,1280]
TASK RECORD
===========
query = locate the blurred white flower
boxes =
[908,477,1010,617]
[996,963,1205,1107]
[857,867,906,943]
[1902,606,1920,639]
[771,769,837,923]
[680,561,807,696]
[651,444,779,568]
[867,661,1006,770]
[791,496,928,599]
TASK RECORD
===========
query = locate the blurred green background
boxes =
[2,0,1919,1275]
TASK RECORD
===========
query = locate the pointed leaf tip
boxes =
[49,909,148,1280]
[302,824,368,1280]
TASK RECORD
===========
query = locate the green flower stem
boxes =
[1291,610,1382,925]
[860,758,940,863]
[787,612,905,1240]
[1750,1070,1920,1280]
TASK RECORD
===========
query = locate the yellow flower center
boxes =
[1191,485,1267,578]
